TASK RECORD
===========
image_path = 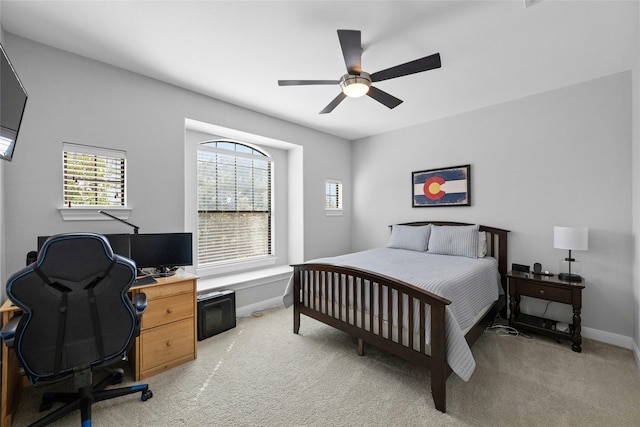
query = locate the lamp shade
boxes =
[554,226,589,251]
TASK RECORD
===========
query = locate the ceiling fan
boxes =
[278,29,441,114]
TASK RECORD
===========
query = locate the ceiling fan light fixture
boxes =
[340,72,371,98]
[277,30,441,113]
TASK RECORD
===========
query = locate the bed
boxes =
[283,221,509,413]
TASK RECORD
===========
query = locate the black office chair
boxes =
[0,233,153,426]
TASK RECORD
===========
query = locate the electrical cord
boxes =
[541,300,552,319]
[484,314,532,339]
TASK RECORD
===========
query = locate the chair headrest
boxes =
[37,233,117,282]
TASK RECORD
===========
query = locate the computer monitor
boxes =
[129,233,193,269]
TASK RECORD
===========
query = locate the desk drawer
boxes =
[517,280,572,304]
[143,280,195,300]
[141,292,194,329]
[140,317,195,372]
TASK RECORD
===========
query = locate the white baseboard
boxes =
[582,326,634,350]
[236,295,284,318]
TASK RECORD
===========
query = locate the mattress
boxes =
[283,248,501,381]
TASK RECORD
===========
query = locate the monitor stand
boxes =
[153,267,176,278]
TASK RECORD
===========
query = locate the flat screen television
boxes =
[130,233,193,270]
[0,43,28,161]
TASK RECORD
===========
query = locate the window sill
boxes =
[325,209,344,217]
[58,207,132,221]
[196,265,292,293]
[196,256,277,277]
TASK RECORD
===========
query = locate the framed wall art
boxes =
[412,164,471,207]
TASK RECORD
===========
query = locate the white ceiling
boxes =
[1,0,638,140]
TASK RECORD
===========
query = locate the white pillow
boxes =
[478,231,487,258]
[428,224,480,258]
[386,224,431,252]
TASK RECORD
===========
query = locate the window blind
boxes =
[63,142,126,207]
[197,143,272,266]
[325,179,342,210]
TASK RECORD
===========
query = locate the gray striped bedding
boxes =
[283,247,501,381]
[427,224,480,258]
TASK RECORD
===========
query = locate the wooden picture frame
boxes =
[412,164,471,207]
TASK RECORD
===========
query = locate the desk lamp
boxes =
[553,226,588,282]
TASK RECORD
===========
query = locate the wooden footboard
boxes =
[291,264,452,412]
[291,222,509,414]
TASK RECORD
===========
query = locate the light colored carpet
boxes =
[11,306,640,426]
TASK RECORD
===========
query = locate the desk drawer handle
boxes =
[166,341,172,347]
[166,308,173,314]
[539,289,545,295]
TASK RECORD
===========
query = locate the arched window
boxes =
[197,140,273,267]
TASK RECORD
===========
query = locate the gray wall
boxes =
[0,34,352,301]
[352,72,633,340]
[632,4,640,363]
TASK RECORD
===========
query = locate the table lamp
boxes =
[553,226,588,282]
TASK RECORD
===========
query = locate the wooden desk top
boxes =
[130,272,197,291]
[1,272,197,313]
[1,299,19,314]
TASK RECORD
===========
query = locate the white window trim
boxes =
[58,206,132,221]
[184,119,305,278]
[325,209,344,217]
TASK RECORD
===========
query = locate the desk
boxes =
[0,273,198,426]
[129,274,198,380]
[1,299,25,427]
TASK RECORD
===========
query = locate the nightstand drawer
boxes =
[517,280,572,304]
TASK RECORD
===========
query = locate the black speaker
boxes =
[197,290,236,341]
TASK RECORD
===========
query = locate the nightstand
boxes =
[507,270,585,352]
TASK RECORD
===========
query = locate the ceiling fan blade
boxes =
[367,86,403,109]
[320,92,347,114]
[370,53,441,82]
[337,29,362,75]
[278,79,340,86]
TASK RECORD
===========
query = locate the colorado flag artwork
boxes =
[412,164,470,207]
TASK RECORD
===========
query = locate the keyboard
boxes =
[134,276,157,286]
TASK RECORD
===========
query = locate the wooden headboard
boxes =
[395,221,510,296]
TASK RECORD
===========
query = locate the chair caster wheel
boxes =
[110,368,125,384]
[39,400,53,412]
[141,390,153,401]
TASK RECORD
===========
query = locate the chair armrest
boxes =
[0,315,21,348]
[133,293,147,316]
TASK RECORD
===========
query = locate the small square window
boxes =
[63,143,126,207]
[325,179,343,215]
